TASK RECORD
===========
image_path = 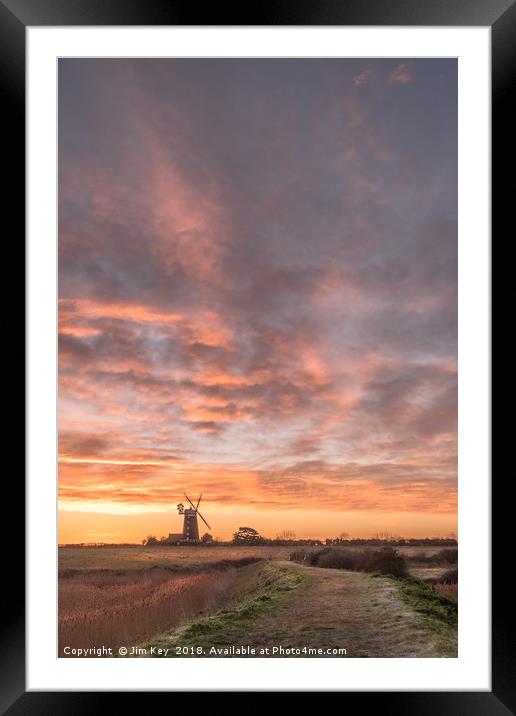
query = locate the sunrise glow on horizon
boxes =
[58,59,457,544]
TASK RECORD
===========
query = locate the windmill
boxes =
[178,493,211,543]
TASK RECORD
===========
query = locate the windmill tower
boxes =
[177,493,211,543]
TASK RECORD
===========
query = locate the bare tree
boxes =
[277,530,297,541]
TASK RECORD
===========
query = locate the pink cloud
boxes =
[352,69,372,87]
[389,63,414,84]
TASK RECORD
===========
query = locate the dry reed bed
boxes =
[59,568,237,656]
[434,582,458,600]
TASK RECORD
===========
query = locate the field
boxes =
[59,544,452,572]
[59,545,293,571]
[59,545,457,658]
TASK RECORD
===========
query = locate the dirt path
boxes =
[243,561,454,657]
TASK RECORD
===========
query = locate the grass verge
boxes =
[394,577,457,627]
[378,575,458,657]
[131,562,307,657]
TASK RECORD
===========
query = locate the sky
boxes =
[58,59,457,543]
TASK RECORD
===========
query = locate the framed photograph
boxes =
[8,0,507,708]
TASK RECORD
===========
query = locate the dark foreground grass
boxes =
[132,562,307,657]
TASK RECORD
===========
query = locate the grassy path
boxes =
[136,561,457,658]
[259,561,456,657]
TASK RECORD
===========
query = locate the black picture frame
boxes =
[6,0,507,711]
